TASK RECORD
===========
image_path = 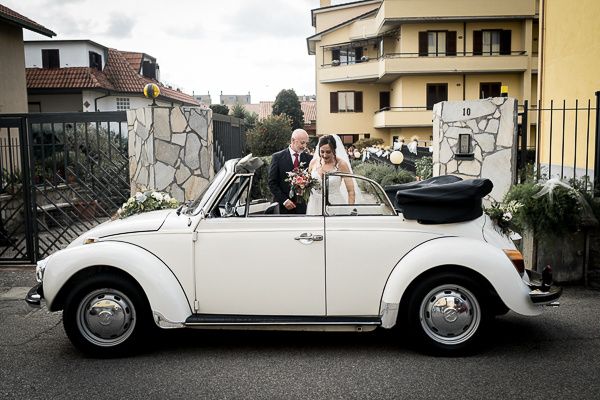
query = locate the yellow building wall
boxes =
[401,75,463,105]
[380,0,535,21]
[538,0,600,173]
[314,2,381,33]
[464,74,524,101]
[0,24,27,113]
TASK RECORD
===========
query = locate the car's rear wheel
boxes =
[63,273,151,357]
[406,273,488,355]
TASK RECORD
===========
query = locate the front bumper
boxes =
[25,283,44,308]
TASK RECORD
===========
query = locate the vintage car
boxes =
[26,155,562,357]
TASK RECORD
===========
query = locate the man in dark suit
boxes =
[268,129,312,214]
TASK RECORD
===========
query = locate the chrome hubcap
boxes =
[419,284,481,345]
[77,289,136,347]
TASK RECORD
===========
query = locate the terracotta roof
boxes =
[26,48,200,106]
[120,51,144,73]
[27,67,114,90]
[245,101,316,124]
[0,3,55,36]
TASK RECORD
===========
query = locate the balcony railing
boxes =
[373,107,433,128]
[320,51,531,82]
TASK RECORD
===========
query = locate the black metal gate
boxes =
[212,113,246,171]
[0,112,129,264]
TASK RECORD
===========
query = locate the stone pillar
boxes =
[432,97,517,203]
[127,106,214,202]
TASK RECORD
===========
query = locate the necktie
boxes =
[293,152,299,169]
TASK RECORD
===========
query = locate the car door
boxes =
[194,173,326,316]
[323,173,435,316]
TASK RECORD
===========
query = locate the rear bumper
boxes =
[526,269,562,305]
[25,283,44,308]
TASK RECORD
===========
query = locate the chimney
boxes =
[320,0,331,7]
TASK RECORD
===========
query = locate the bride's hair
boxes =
[318,135,337,165]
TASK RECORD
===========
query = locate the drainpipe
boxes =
[94,91,111,112]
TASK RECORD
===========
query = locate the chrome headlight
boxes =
[36,258,48,283]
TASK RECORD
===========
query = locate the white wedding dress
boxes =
[306,165,345,215]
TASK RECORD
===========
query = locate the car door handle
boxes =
[294,233,323,242]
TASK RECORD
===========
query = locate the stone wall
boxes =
[127,106,213,202]
[432,97,517,203]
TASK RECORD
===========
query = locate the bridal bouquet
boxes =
[285,163,320,203]
[118,190,179,218]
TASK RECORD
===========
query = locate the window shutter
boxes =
[446,31,457,56]
[42,50,49,68]
[500,30,512,55]
[379,91,390,110]
[354,92,363,112]
[418,32,428,56]
[473,30,483,55]
[330,92,338,113]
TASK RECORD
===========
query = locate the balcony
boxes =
[381,52,529,78]
[373,107,434,128]
[319,59,379,83]
[319,52,531,83]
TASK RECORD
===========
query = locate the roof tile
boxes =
[0,3,55,36]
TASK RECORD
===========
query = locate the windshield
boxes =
[188,167,227,215]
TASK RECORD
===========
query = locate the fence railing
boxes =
[212,113,246,172]
[517,94,599,194]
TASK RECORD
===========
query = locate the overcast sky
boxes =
[4,0,343,102]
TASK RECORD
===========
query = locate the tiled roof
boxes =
[26,48,200,106]
[246,101,316,124]
[120,51,144,73]
[0,3,55,36]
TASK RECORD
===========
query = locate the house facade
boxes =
[536,0,600,178]
[0,4,54,113]
[307,0,538,146]
[24,40,199,112]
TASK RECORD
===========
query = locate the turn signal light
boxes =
[504,249,525,275]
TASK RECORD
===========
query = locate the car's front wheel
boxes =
[63,273,151,357]
[406,273,488,355]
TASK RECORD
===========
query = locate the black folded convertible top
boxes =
[393,177,493,224]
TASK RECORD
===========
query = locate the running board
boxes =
[184,314,381,326]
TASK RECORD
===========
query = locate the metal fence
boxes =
[517,93,599,193]
[212,113,246,172]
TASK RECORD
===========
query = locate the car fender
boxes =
[43,241,192,324]
[380,236,540,328]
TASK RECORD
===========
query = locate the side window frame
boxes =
[209,173,254,218]
[324,172,395,216]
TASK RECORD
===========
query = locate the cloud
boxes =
[105,13,136,38]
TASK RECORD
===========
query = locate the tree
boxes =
[231,103,258,131]
[272,89,304,131]
[246,114,292,157]
[209,104,229,115]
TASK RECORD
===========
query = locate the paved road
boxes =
[1,268,599,400]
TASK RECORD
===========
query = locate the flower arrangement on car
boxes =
[484,200,523,236]
[117,190,179,218]
[285,163,320,203]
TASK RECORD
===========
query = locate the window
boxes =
[209,174,269,218]
[330,91,363,113]
[480,82,501,98]
[419,31,457,56]
[331,46,364,65]
[325,174,395,216]
[379,91,390,110]
[426,84,448,110]
[142,61,157,79]
[473,30,511,55]
[42,49,59,69]
[116,98,130,110]
[89,51,102,71]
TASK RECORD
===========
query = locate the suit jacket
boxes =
[268,148,312,214]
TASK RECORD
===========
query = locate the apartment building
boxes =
[307,0,538,146]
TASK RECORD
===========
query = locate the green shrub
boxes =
[246,115,292,157]
[415,156,433,180]
[352,162,415,186]
[353,138,384,151]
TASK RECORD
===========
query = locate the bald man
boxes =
[268,129,312,214]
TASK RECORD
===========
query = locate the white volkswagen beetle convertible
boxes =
[26,155,561,357]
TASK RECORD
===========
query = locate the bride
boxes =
[306,134,356,215]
